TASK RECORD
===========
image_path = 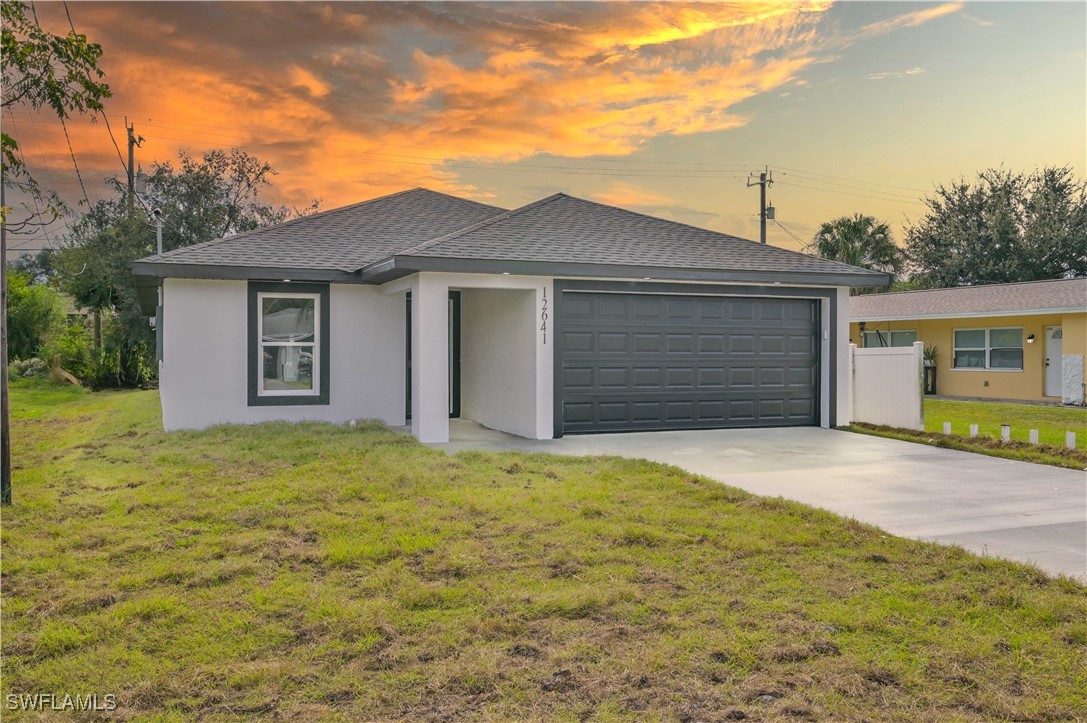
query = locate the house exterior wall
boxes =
[160,278,405,431]
[159,273,852,439]
[460,288,538,438]
[849,312,1087,403]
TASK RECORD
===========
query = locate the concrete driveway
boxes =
[431,421,1087,581]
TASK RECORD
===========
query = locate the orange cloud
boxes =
[7,1,962,220]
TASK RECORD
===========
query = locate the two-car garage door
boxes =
[560,292,819,434]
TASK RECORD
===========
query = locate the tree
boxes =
[52,148,318,386]
[2,0,111,505]
[137,148,319,253]
[4,266,64,359]
[805,213,903,292]
[1,0,111,227]
[905,167,1087,287]
[54,201,154,387]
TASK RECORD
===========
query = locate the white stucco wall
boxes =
[160,278,405,431]
[835,286,851,426]
[461,288,537,438]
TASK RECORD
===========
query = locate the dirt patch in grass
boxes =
[3,386,1085,720]
[847,422,1087,470]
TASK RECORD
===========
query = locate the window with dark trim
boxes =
[248,282,330,406]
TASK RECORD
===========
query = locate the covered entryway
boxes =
[559,291,819,434]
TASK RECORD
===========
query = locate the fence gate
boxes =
[850,342,924,430]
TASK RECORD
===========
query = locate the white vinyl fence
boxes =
[850,341,924,430]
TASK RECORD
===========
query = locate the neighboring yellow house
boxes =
[849,278,1087,405]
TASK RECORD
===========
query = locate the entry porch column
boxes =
[411,273,450,443]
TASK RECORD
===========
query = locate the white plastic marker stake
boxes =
[969,424,978,438]
[1029,429,1039,444]
[943,422,951,435]
[1000,425,1011,442]
[1067,432,1077,450]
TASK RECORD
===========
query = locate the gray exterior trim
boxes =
[134,261,367,285]
[247,281,331,407]
[551,280,837,437]
[363,255,888,288]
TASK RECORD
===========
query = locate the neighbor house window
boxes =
[862,330,917,348]
[248,282,330,406]
[953,328,1023,371]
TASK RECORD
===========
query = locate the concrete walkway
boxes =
[431,420,1087,581]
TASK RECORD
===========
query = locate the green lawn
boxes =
[2,382,1085,720]
[925,398,1087,448]
[849,398,1087,470]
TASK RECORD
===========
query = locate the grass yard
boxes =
[2,382,1085,720]
[925,398,1087,448]
[850,398,1087,470]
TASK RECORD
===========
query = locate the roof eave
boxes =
[850,307,1087,322]
[131,260,366,284]
[362,256,890,288]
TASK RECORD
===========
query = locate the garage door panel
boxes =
[561,292,819,433]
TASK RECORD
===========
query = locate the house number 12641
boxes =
[540,288,548,344]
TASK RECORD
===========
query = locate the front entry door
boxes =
[1045,326,1063,398]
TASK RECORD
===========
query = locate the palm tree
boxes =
[805,214,903,293]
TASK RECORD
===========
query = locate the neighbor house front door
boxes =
[1045,326,1063,398]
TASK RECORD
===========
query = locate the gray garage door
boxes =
[560,292,819,434]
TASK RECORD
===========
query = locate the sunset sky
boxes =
[6,1,1085,255]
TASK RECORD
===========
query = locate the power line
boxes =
[778,171,920,202]
[775,179,925,206]
[773,218,807,246]
[774,165,928,194]
[7,112,766,173]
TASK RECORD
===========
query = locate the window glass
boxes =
[953,350,986,368]
[990,348,1023,369]
[259,294,318,394]
[890,330,917,347]
[262,345,315,391]
[989,328,1022,349]
[954,329,986,348]
[262,297,315,343]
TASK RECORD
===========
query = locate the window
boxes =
[953,327,1023,371]
[248,282,330,406]
[862,329,917,348]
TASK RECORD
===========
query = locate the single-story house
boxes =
[131,188,887,442]
[849,278,1087,405]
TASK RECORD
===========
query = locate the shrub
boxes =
[4,266,65,359]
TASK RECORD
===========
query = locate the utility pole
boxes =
[2,179,11,504]
[747,166,774,244]
[125,118,143,213]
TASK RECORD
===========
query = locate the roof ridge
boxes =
[392,193,566,259]
[142,187,506,263]
[527,193,879,275]
[854,276,1086,300]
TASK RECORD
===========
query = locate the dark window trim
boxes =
[551,281,836,438]
[248,281,331,407]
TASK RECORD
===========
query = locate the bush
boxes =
[8,357,49,379]
[41,320,93,380]
[5,266,65,359]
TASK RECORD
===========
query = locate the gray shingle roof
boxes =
[392,193,878,277]
[135,188,506,272]
[134,188,886,286]
[850,278,1087,321]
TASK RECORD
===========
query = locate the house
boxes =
[849,278,1087,405]
[131,188,887,442]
